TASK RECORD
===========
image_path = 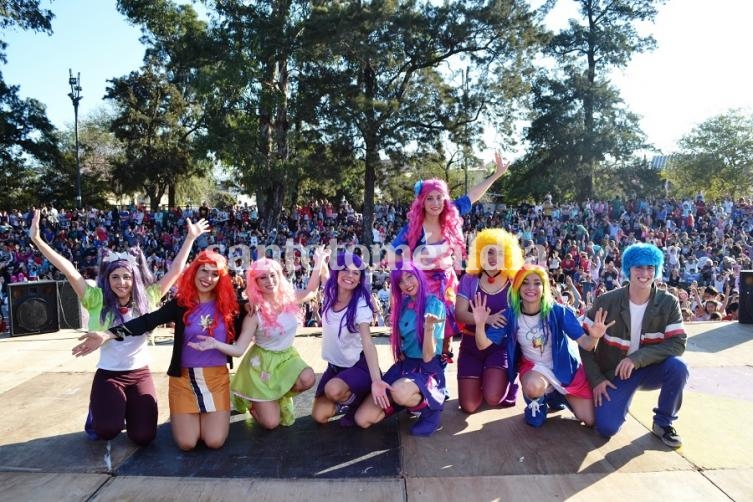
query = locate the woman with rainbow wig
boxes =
[87,248,242,451]
[471,264,612,428]
[32,209,208,446]
[354,261,447,436]
[455,228,524,413]
[390,153,511,348]
[311,252,391,426]
[195,248,329,430]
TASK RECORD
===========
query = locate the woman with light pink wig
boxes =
[189,248,330,430]
[390,152,511,351]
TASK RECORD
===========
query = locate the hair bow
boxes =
[414,180,424,197]
[102,251,137,265]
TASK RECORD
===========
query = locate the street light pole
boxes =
[68,69,83,209]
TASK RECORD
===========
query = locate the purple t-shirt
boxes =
[457,273,510,333]
[181,300,229,368]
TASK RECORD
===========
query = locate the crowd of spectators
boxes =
[1,192,752,330]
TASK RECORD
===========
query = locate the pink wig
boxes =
[406,179,466,257]
[245,258,299,329]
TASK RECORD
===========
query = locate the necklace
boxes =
[483,270,501,284]
[118,302,132,314]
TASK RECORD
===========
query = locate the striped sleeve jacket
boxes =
[580,285,686,386]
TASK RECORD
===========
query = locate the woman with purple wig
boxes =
[311,252,391,426]
[354,261,446,436]
[390,153,510,351]
[30,209,208,445]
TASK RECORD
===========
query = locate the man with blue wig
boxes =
[580,243,689,448]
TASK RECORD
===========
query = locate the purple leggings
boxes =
[90,367,157,446]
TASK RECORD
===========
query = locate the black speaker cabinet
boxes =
[739,270,753,324]
[8,281,60,336]
[57,281,82,330]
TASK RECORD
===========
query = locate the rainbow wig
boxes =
[621,242,664,279]
[246,257,298,330]
[388,261,429,362]
[176,250,238,342]
[466,228,524,282]
[405,179,466,258]
[97,248,151,327]
[322,253,375,338]
[508,264,555,320]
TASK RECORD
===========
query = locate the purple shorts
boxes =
[383,356,446,411]
[457,335,509,379]
[316,352,373,400]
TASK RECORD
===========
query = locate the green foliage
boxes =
[663,110,753,199]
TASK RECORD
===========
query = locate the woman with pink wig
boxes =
[390,153,510,351]
[189,248,330,430]
[470,264,612,428]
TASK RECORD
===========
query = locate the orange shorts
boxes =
[168,366,230,414]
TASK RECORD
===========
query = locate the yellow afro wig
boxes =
[465,228,524,282]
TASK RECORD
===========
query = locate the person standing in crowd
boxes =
[310,252,390,426]
[454,228,524,413]
[354,261,446,436]
[190,249,329,430]
[82,250,238,450]
[32,209,209,445]
[581,243,689,448]
[472,264,610,428]
[390,152,511,355]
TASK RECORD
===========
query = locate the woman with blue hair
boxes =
[311,252,391,426]
[354,261,446,436]
[581,242,689,448]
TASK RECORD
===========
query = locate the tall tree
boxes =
[0,1,60,208]
[522,0,663,201]
[298,0,543,245]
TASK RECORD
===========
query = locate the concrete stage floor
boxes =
[0,321,752,501]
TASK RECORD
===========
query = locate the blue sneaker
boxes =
[84,409,99,441]
[410,407,441,436]
[545,391,570,412]
[524,396,548,428]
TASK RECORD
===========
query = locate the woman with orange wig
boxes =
[88,249,240,450]
[454,228,523,413]
[470,264,612,428]
[188,247,330,430]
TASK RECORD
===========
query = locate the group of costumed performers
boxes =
[35,151,687,450]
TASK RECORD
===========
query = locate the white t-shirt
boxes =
[254,311,299,351]
[321,298,373,368]
[516,313,554,370]
[628,301,648,354]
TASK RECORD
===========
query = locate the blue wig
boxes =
[621,243,664,279]
[322,253,374,337]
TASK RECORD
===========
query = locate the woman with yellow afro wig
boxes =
[454,228,524,413]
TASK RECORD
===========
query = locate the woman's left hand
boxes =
[493,151,510,176]
[186,218,210,240]
[72,332,108,357]
[187,334,217,351]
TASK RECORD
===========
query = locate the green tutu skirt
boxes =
[231,344,308,413]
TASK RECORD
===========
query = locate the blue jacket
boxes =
[505,303,585,386]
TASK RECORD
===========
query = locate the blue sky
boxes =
[3,0,752,155]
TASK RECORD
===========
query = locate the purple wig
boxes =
[388,261,429,361]
[322,253,375,338]
[97,247,151,326]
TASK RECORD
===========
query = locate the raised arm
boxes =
[29,209,86,298]
[469,293,493,350]
[296,246,331,304]
[465,151,510,204]
[156,218,209,296]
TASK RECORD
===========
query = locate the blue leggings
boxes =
[595,356,689,438]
